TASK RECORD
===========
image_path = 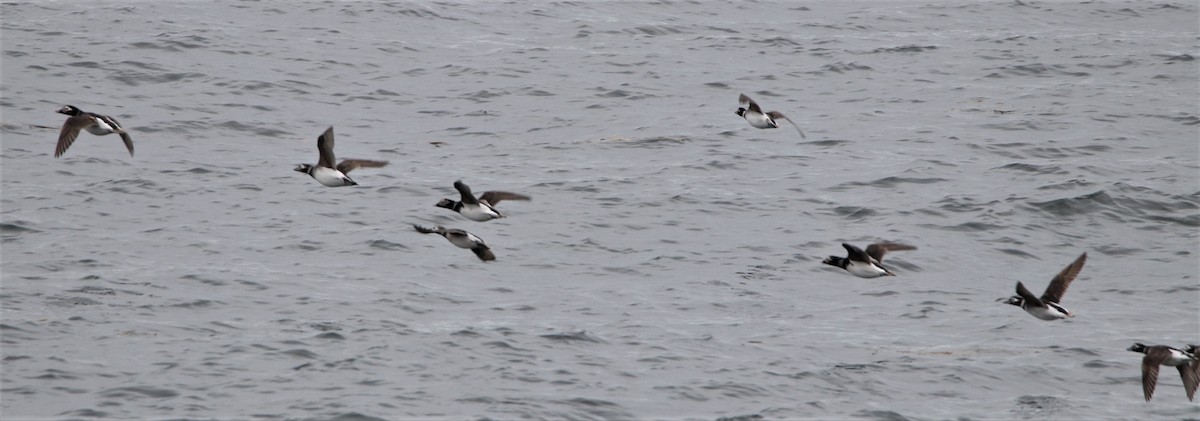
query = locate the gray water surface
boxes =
[2,1,1198,419]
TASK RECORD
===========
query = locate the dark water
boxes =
[2,1,1198,419]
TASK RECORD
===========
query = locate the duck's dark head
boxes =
[1001,296,1024,307]
[435,198,457,210]
[294,164,312,174]
[735,107,747,117]
[57,105,81,116]
[821,256,845,269]
[1127,343,1148,353]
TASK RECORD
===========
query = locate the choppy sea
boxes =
[2,1,1198,419]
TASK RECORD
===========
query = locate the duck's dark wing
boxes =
[454,180,479,205]
[1041,252,1086,303]
[317,127,337,168]
[841,243,872,263]
[1141,358,1161,402]
[738,93,763,114]
[95,115,134,157]
[479,191,530,206]
[472,246,496,262]
[766,111,806,138]
[1190,346,1200,381]
[1014,282,1044,307]
[864,242,917,263]
[55,115,92,158]
[336,159,388,174]
[1177,363,1198,401]
[119,132,134,157]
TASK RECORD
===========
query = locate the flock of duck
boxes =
[48,94,1197,402]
